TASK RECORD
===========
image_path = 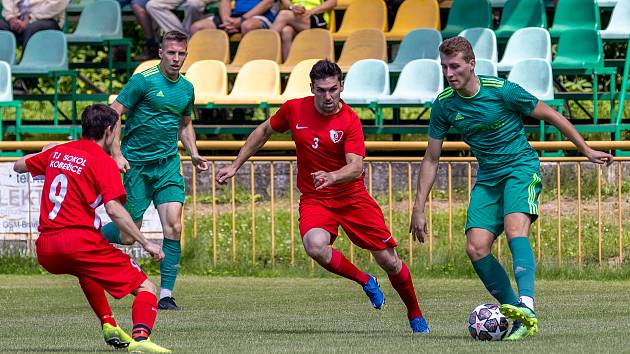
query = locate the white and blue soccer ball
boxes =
[468,303,509,341]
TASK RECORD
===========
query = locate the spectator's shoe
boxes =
[504,320,536,341]
[102,323,131,349]
[128,339,171,353]
[12,79,28,95]
[133,46,158,61]
[409,316,430,334]
[501,303,538,339]
[362,274,385,309]
[157,296,180,310]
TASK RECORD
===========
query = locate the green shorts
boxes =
[123,154,185,221]
[466,169,542,237]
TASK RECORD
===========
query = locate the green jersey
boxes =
[429,76,539,181]
[116,65,195,163]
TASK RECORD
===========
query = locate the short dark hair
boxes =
[161,30,188,47]
[82,104,119,140]
[439,36,475,62]
[309,59,343,83]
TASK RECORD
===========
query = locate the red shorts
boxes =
[298,191,397,250]
[35,229,147,299]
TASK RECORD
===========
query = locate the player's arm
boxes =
[311,153,363,190]
[409,137,444,243]
[530,101,613,165]
[110,101,131,172]
[179,115,208,172]
[105,199,164,261]
[13,153,38,173]
[216,119,278,184]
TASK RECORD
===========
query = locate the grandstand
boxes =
[0,0,629,149]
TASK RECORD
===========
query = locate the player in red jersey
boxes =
[13,104,171,353]
[216,60,429,333]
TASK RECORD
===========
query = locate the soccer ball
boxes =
[468,303,509,341]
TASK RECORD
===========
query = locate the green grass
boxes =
[0,275,629,353]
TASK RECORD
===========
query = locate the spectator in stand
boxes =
[0,0,69,48]
[189,0,276,37]
[116,0,158,60]
[270,0,335,61]
[146,0,216,35]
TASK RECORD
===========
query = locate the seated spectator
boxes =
[270,0,335,61]
[146,0,215,35]
[117,0,158,60]
[0,0,69,48]
[189,0,276,37]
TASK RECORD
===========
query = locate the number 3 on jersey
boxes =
[48,173,68,220]
[312,137,319,149]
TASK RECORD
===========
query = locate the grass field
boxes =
[1,275,629,353]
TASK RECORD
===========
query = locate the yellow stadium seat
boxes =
[385,0,440,41]
[227,29,281,74]
[185,60,228,105]
[280,29,334,73]
[108,59,161,103]
[335,0,352,9]
[212,59,280,105]
[181,29,229,73]
[336,29,387,72]
[332,0,387,41]
[269,59,319,104]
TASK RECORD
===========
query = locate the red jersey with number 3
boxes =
[270,96,366,198]
[25,139,126,233]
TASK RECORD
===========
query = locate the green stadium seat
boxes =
[0,31,16,65]
[474,58,497,76]
[552,29,603,71]
[549,0,600,39]
[459,28,497,62]
[494,0,546,40]
[65,0,123,42]
[497,27,551,72]
[441,0,491,38]
[388,29,441,73]
[341,59,389,106]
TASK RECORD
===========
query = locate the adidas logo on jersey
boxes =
[455,112,465,121]
[156,90,165,97]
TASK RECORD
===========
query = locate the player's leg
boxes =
[127,279,171,353]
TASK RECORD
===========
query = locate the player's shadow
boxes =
[5,349,111,353]
[257,328,374,335]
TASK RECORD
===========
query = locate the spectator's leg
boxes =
[182,0,208,34]
[190,16,218,36]
[132,0,159,59]
[0,19,11,31]
[22,19,60,47]
[280,25,296,61]
[146,0,186,34]
[240,18,264,35]
[270,9,294,32]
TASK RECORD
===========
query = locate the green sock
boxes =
[101,222,121,244]
[160,238,181,292]
[472,254,519,306]
[508,236,536,298]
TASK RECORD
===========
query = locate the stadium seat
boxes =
[12,30,68,74]
[335,0,352,9]
[108,60,161,104]
[279,29,334,73]
[378,59,443,105]
[600,0,630,40]
[0,31,16,65]
[474,58,497,76]
[497,27,551,72]
[181,29,230,73]
[388,28,441,73]
[227,29,281,74]
[385,0,440,41]
[341,59,389,105]
[336,29,387,72]
[0,61,21,143]
[549,0,600,38]
[212,59,280,105]
[459,28,497,63]
[65,0,123,42]
[269,59,318,104]
[507,59,554,100]
[332,0,387,41]
[552,29,604,71]
[598,0,618,6]
[186,60,228,105]
[441,0,492,38]
[488,0,508,6]
[494,0,546,40]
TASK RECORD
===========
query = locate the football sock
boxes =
[132,291,157,341]
[160,237,181,292]
[79,277,116,327]
[387,261,422,320]
[519,296,535,311]
[159,288,172,300]
[322,248,370,285]
[101,222,122,244]
[509,237,536,305]
[472,254,519,306]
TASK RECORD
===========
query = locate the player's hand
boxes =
[409,208,427,243]
[192,154,208,172]
[113,154,130,173]
[584,148,613,166]
[143,241,164,262]
[216,165,237,185]
[312,171,336,190]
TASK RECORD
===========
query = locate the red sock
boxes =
[132,291,158,341]
[322,248,370,285]
[387,262,423,320]
[79,277,117,327]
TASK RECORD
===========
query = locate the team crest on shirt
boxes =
[329,129,343,143]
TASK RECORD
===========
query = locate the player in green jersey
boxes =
[409,37,613,340]
[103,30,208,310]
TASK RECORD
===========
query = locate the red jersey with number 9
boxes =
[25,139,126,233]
[269,96,367,198]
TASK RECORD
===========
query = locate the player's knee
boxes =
[137,278,157,295]
[466,241,490,260]
[303,241,327,261]
[164,222,182,237]
[380,256,400,274]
